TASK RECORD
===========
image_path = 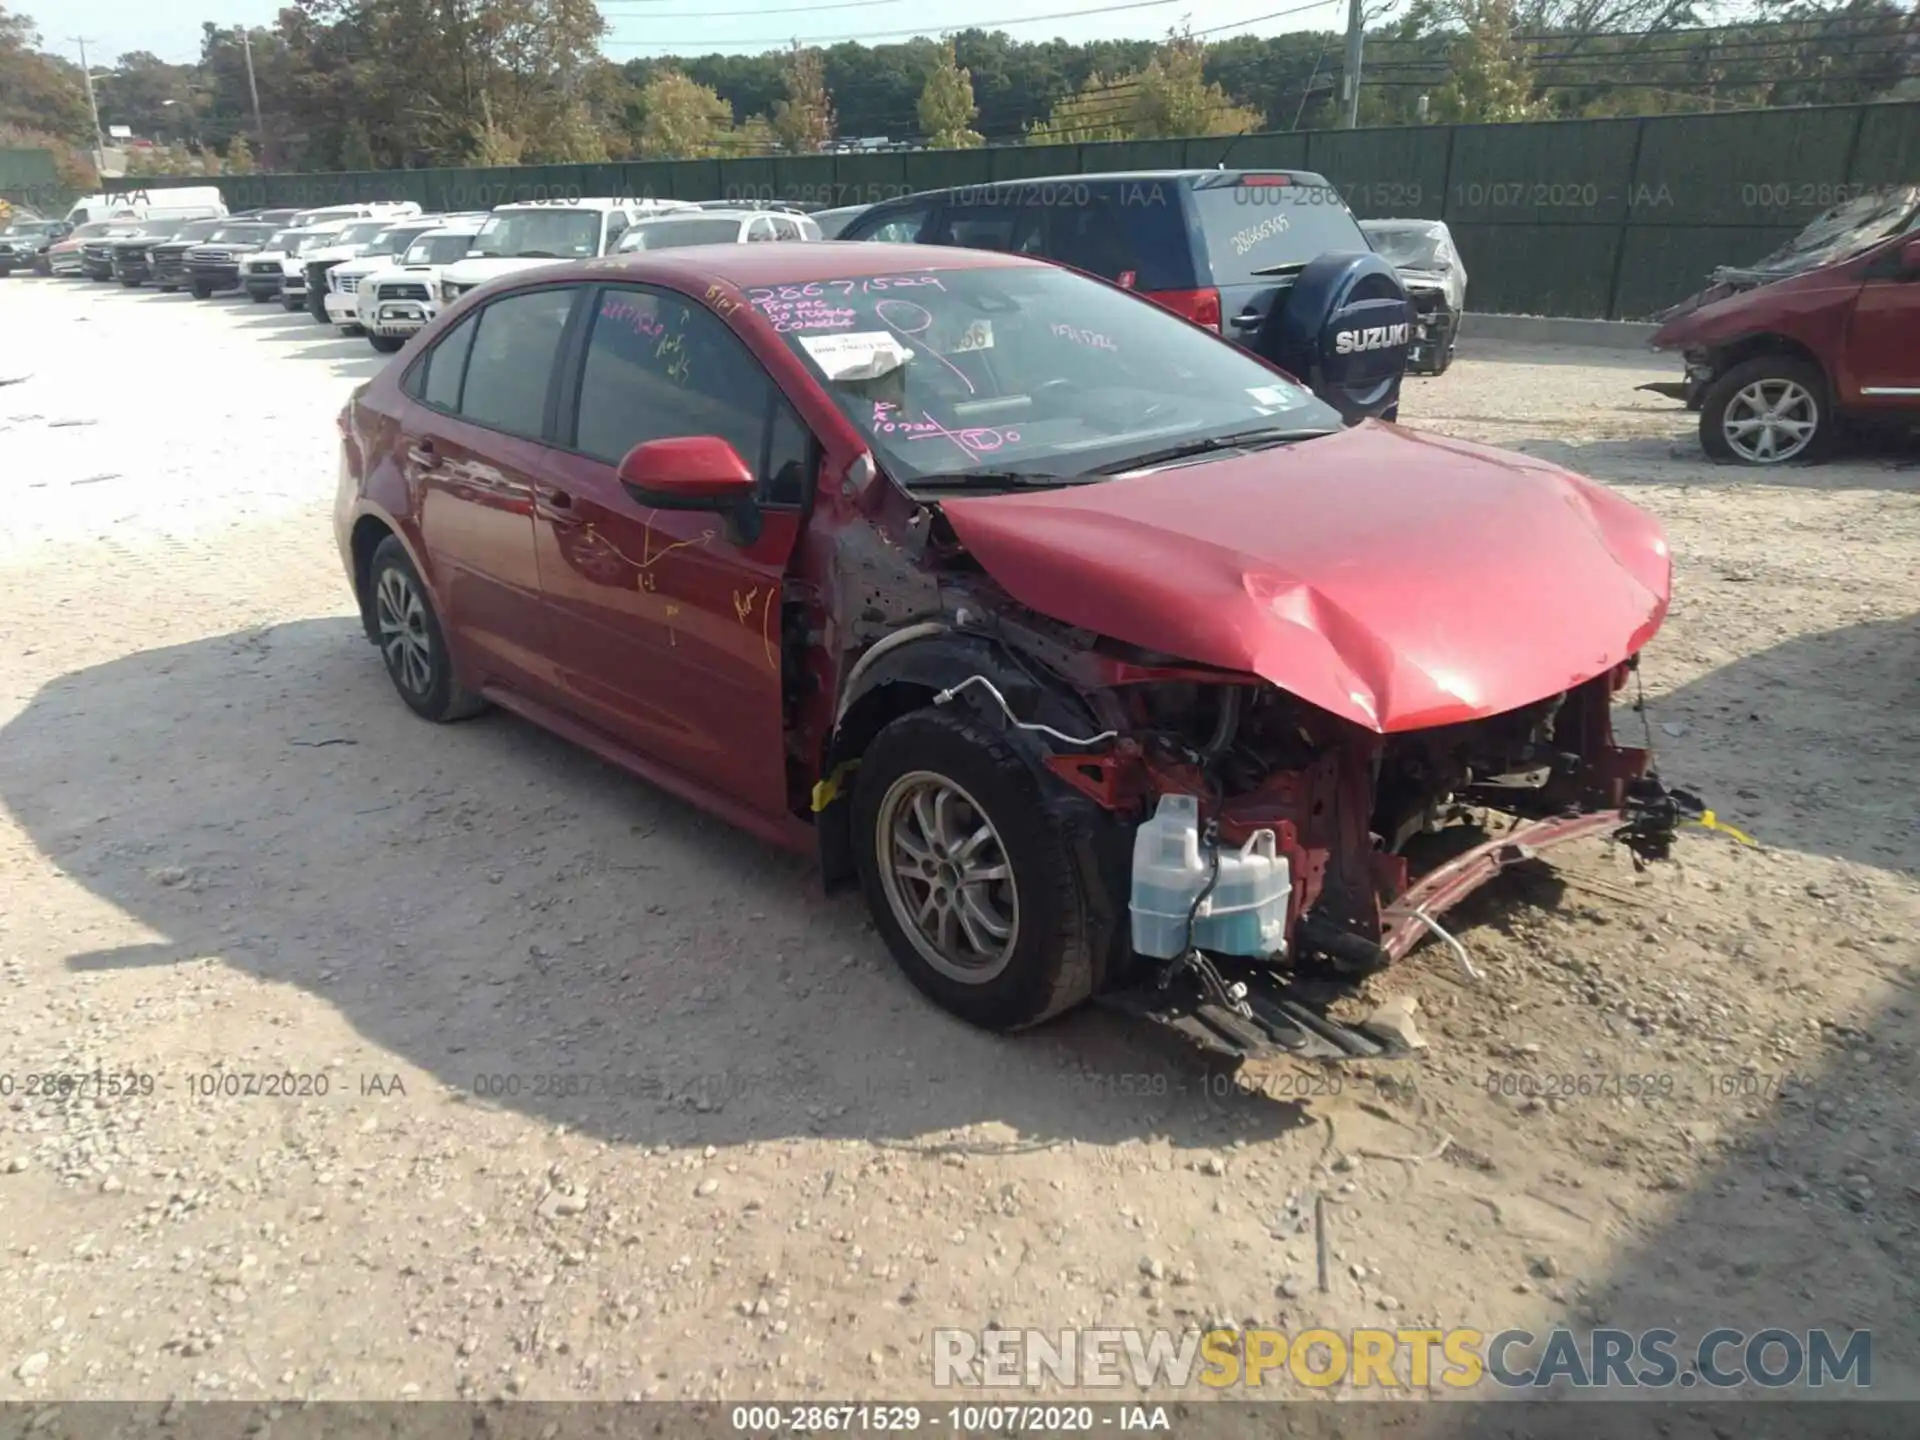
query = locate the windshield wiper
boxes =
[907,470,1083,492]
[1091,426,1332,474]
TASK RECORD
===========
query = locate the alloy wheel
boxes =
[375,566,434,697]
[874,771,1019,983]
[1722,377,1818,463]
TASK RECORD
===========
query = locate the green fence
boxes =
[129,101,1920,319]
[0,148,65,215]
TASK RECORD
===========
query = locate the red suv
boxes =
[336,243,1686,1053]
[1648,223,1920,465]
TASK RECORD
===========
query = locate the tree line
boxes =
[0,0,1911,188]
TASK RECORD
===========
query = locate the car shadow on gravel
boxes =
[1379,989,1920,1436]
[0,618,1321,1157]
[1645,615,1920,876]
[1510,431,1920,493]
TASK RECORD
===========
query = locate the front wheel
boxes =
[851,708,1105,1032]
[156,283,176,293]
[366,536,489,723]
[120,278,139,288]
[369,333,405,354]
[281,293,303,312]
[250,291,269,303]
[1700,355,1832,466]
[190,281,212,299]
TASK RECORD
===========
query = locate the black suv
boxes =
[840,170,1413,422]
[183,220,282,297]
[112,218,219,287]
[0,218,71,276]
[88,218,193,283]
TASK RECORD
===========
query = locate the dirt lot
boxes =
[1,276,1916,1410]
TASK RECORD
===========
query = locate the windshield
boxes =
[267,229,300,250]
[365,226,430,257]
[68,222,116,239]
[205,223,276,244]
[403,232,478,266]
[293,230,345,254]
[335,220,391,247]
[764,264,1341,486]
[165,220,222,244]
[1191,180,1371,282]
[2,220,58,236]
[129,220,183,240]
[618,218,746,251]
[471,208,602,259]
[1361,221,1455,272]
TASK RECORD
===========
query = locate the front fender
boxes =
[815,627,1106,889]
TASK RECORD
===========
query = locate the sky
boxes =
[46,0,1348,68]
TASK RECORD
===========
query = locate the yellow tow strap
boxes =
[1690,810,1756,846]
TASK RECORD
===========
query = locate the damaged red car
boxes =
[335,243,1691,1063]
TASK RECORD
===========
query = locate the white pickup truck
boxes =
[434,198,694,306]
[322,214,479,334]
[357,218,490,353]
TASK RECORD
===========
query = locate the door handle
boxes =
[1229,309,1263,330]
[534,486,580,524]
[408,439,441,469]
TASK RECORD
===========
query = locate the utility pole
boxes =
[1341,0,1365,129]
[71,36,108,171]
[241,31,266,160]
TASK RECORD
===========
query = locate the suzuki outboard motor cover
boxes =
[1252,251,1413,424]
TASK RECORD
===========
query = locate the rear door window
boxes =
[1039,181,1195,292]
[936,201,1044,256]
[1189,178,1372,283]
[457,286,580,439]
[849,201,933,244]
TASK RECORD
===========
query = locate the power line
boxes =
[603,0,1341,49]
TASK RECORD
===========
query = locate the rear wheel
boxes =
[851,708,1104,1031]
[1700,355,1831,466]
[366,536,488,723]
[369,334,405,354]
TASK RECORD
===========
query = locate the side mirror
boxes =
[617,436,756,509]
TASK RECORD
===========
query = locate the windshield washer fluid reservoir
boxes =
[1130,793,1291,960]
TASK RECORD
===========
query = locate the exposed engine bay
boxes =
[923,595,1695,1067]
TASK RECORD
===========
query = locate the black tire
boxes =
[366,536,489,723]
[308,289,328,322]
[0,266,11,278]
[1699,354,1832,466]
[850,707,1104,1032]
[157,283,176,293]
[250,291,269,303]
[121,278,139,288]
[190,281,213,299]
[1430,337,1456,376]
[369,333,405,354]
[281,293,303,312]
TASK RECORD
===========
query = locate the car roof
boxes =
[540,240,1038,289]
[635,211,755,223]
[872,168,1329,202]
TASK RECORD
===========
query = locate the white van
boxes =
[64,186,228,225]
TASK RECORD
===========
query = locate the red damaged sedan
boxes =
[335,242,1693,1061]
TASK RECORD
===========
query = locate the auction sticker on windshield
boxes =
[798,330,913,381]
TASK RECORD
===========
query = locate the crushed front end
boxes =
[938,608,1692,1066]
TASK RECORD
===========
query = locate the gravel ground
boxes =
[1,276,1916,1409]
